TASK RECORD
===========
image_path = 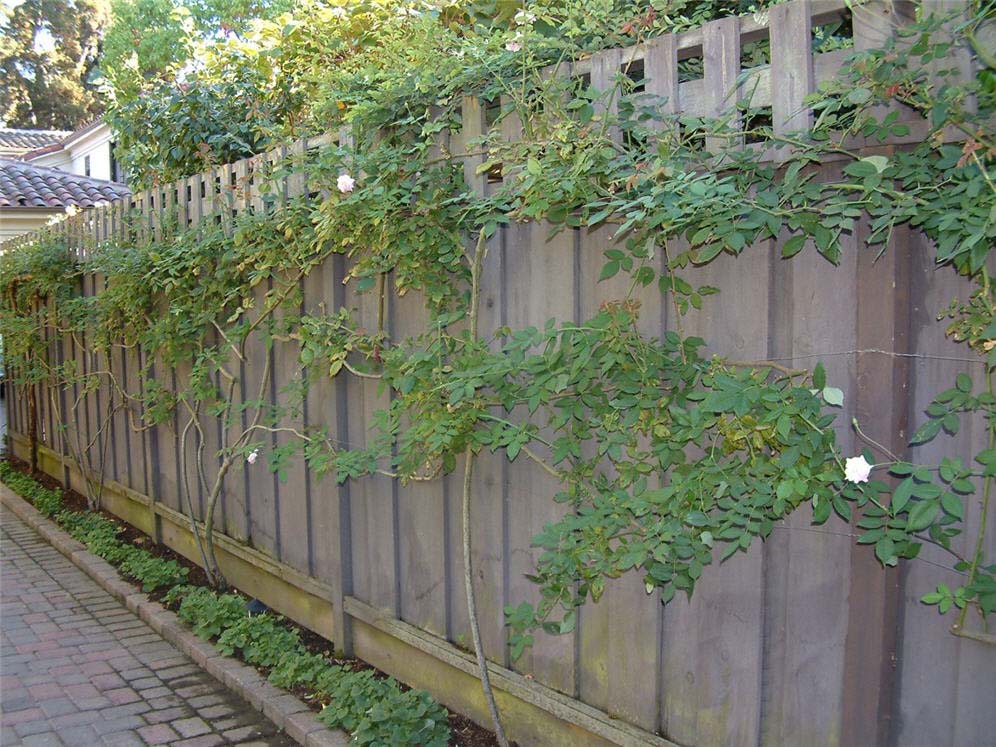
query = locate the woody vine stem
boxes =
[462,228,508,746]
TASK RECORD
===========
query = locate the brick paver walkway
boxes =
[0,505,296,746]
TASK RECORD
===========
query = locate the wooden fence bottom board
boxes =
[8,433,672,747]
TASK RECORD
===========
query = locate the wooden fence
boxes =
[4,1,993,745]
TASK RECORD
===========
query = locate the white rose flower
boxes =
[247,449,259,465]
[844,455,873,484]
[337,173,356,193]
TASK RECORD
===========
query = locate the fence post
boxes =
[835,7,916,744]
[328,126,356,657]
[841,227,910,746]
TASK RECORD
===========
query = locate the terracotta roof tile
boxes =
[0,159,130,209]
[0,128,72,156]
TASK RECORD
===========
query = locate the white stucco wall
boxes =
[25,123,118,182]
[0,209,63,242]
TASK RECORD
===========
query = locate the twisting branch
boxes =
[178,402,216,585]
[725,359,809,378]
[461,227,509,747]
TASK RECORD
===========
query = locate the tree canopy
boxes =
[0,0,111,129]
[100,0,294,100]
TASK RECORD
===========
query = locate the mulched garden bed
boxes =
[7,457,505,747]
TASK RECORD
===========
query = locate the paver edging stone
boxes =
[285,710,327,743]
[0,481,346,746]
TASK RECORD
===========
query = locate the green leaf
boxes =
[875,537,896,566]
[599,260,620,281]
[910,419,942,446]
[860,155,890,173]
[695,243,724,263]
[890,478,915,515]
[940,492,964,520]
[847,87,872,105]
[685,511,710,527]
[781,235,806,258]
[955,373,972,393]
[813,362,826,390]
[844,160,878,178]
[942,412,960,435]
[907,500,939,532]
[559,610,577,634]
[822,386,844,407]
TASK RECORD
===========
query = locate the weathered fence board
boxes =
[894,236,993,747]
[394,287,450,638]
[761,199,858,745]
[504,219,578,696]
[576,221,665,732]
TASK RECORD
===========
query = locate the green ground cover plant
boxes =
[0,461,188,591]
[163,584,451,746]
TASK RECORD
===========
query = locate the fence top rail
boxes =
[0,0,918,254]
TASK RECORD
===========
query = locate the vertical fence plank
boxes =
[54,294,72,488]
[273,279,309,572]
[852,0,916,128]
[576,222,665,731]
[83,268,101,494]
[66,271,85,497]
[242,278,278,555]
[703,16,742,153]
[301,253,337,583]
[392,115,452,634]
[304,251,353,651]
[342,275,397,613]
[503,220,578,695]
[394,287,448,638]
[590,48,624,144]
[770,0,814,136]
[287,139,307,200]
[493,92,578,693]
[645,32,679,124]
[891,234,995,747]
[445,97,509,663]
[761,164,856,745]
[660,242,768,746]
[839,216,909,747]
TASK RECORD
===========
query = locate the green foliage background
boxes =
[0,0,110,128]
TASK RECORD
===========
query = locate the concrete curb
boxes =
[0,483,349,746]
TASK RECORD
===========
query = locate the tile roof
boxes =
[0,128,72,157]
[19,119,108,161]
[0,159,130,209]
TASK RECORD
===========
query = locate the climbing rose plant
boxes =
[2,2,993,742]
